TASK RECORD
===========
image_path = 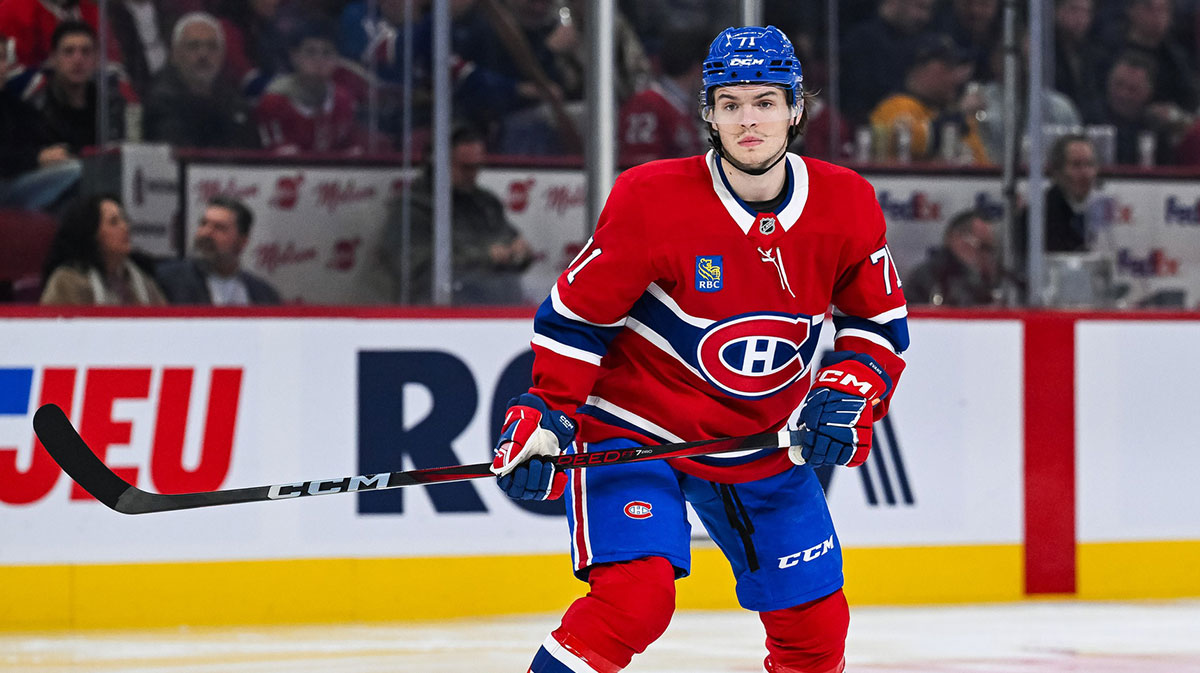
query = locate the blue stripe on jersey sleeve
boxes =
[533,295,625,360]
[832,313,910,353]
[627,292,706,369]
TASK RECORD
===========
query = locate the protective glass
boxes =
[701,99,802,124]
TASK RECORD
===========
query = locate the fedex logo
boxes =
[1117,248,1180,277]
[973,192,1004,221]
[877,191,941,221]
[1164,196,1200,225]
[0,366,242,505]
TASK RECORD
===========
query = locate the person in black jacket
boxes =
[0,42,81,210]
[155,195,282,305]
[143,12,258,149]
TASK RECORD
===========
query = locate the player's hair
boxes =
[1047,133,1094,174]
[208,195,254,236]
[51,20,96,51]
[171,12,226,52]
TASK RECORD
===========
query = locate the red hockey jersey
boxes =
[618,78,708,166]
[255,76,367,154]
[529,150,909,483]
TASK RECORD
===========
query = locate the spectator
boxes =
[1024,134,1101,254]
[0,0,120,70]
[215,0,290,94]
[1055,0,1106,121]
[933,0,1001,82]
[1104,0,1199,114]
[338,0,429,70]
[617,28,709,165]
[144,12,258,148]
[478,0,582,155]
[0,37,81,211]
[1088,51,1180,165]
[381,125,534,304]
[554,0,651,105]
[255,19,370,154]
[868,34,988,163]
[155,195,281,305]
[40,194,167,305]
[839,0,939,125]
[970,31,1082,164]
[904,209,1001,306]
[107,0,169,96]
[26,21,130,155]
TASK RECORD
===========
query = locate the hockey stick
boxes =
[32,403,796,515]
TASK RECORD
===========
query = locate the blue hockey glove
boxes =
[791,352,892,467]
[492,393,575,500]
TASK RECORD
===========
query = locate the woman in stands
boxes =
[40,194,166,306]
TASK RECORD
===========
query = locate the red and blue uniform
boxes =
[525,148,908,612]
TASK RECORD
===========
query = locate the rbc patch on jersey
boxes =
[696,256,723,292]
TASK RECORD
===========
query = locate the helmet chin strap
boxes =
[710,119,799,177]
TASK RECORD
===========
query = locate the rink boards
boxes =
[0,310,1197,629]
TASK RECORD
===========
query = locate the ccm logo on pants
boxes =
[778,535,835,568]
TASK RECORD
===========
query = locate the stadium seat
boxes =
[0,209,58,303]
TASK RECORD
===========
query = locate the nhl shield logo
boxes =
[759,216,776,235]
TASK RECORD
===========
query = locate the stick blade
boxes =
[33,403,133,512]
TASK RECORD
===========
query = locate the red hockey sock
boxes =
[759,589,849,673]
[552,556,677,669]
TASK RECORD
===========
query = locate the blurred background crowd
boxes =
[2,0,1199,309]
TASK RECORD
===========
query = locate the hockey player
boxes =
[492,25,909,673]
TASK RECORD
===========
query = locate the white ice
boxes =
[2,600,1199,672]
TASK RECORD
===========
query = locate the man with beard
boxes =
[143,12,258,148]
[155,195,282,305]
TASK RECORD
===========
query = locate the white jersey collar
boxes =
[706,149,810,235]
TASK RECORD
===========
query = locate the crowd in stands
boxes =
[6,1,1200,170]
[6,0,1200,306]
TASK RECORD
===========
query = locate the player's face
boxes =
[709,85,797,171]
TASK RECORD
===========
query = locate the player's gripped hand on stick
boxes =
[492,393,575,500]
[791,352,892,467]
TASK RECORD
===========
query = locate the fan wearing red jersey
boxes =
[493,25,909,673]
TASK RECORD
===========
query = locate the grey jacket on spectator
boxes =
[155,258,281,305]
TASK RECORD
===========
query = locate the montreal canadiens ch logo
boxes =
[696,313,815,399]
[624,501,653,519]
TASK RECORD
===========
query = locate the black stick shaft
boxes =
[32,404,795,515]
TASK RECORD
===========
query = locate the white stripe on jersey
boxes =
[531,333,604,366]
[832,304,909,324]
[624,317,706,379]
[551,284,626,328]
[584,396,685,443]
[646,283,715,328]
[835,327,903,354]
[539,634,596,673]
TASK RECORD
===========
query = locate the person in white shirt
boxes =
[155,195,283,305]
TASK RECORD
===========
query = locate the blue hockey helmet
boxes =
[701,25,804,110]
